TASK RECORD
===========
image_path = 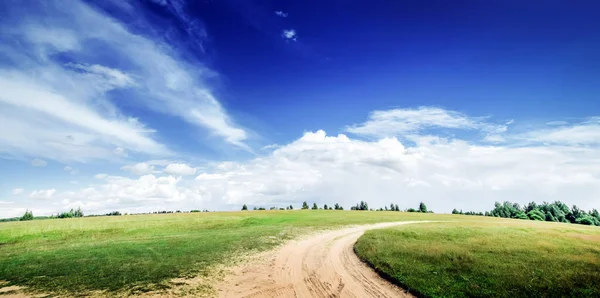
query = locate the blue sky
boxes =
[1,0,600,217]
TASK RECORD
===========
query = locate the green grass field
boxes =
[355,220,600,298]
[0,210,451,296]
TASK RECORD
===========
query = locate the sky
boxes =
[1,0,600,217]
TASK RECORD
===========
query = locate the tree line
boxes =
[453,200,600,226]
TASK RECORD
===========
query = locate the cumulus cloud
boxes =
[275,11,288,18]
[3,107,600,218]
[30,158,47,167]
[164,163,196,176]
[281,29,297,41]
[11,188,24,195]
[29,189,56,199]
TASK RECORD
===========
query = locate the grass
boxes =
[0,210,454,295]
[355,220,600,298]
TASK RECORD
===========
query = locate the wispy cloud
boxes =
[281,29,297,41]
[29,189,56,199]
[275,11,288,18]
[30,159,47,167]
[0,0,250,164]
[11,188,24,195]
[346,107,506,138]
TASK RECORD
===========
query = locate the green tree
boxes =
[394,204,400,212]
[302,201,309,209]
[289,205,294,210]
[20,209,34,221]
[241,204,248,211]
[312,203,318,210]
[334,203,340,210]
[324,204,328,210]
[419,202,428,213]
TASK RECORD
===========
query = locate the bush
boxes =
[528,209,545,221]
[576,217,595,226]
[20,210,34,221]
[515,212,529,220]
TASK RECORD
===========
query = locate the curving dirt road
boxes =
[217,221,423,298]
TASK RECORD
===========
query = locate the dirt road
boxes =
[218,221,422,298]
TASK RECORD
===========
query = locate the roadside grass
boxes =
[355,220,600,298]
[0,210,461,295]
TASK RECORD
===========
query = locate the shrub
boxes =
[515,212,529,220]
[528,209,545,221]
[576,217,595,226]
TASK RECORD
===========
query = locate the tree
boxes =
[302,201,309,210]
[390,203,395,211]
[329,206,333,210]
[419,202,428,213]
[73,207,83,218]
[20,209,34,221]
[324,204,328,210]
[312,203,318,210]
[452,209,459,214]
[394,204,400,212]
[289,205,294,210]
[241,204,248,211]
[407,208,416,212]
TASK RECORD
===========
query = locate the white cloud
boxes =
[11,188,24,195]
[483,135,505,143]
[518,122,600,145]
[546,121,568,126]
[164,163,196,176]
[95,173,108,179]
[275,11,288,17]
[0,0,249,165]
[121,162,156,176]
[30,158,47,167]
[67,63,136,91]
[346,107,507,138]
[282,29,297,41]
[4,107,600,218]
[29,189,56,199]
[64,166,73,172]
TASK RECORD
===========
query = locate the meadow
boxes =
[0,210,454,296]
[355,220,600,297]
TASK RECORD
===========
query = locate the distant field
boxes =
[0,210,459,296]
[355,221,600,298]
